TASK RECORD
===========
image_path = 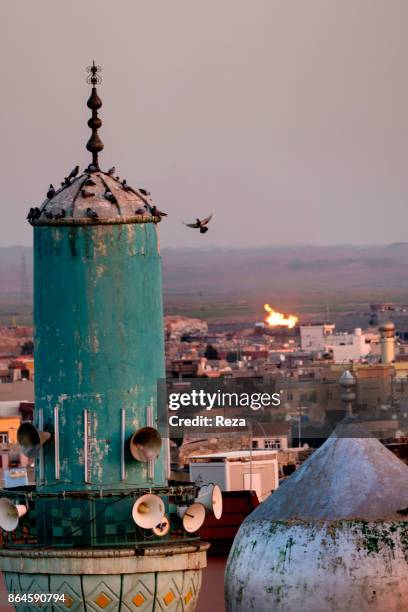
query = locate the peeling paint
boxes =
[95,264,106,278]
[34,224,166,493]
[89,334,100,353]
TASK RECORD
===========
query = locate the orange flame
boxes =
[264,304,298,329]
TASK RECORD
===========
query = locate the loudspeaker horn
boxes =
[129,427,162,462]
[152,515,170,537]
[0,498,27,532]
[17,422,51,458]
[132,494,165,529]
[177,502,206,533]
[195,483,223,519]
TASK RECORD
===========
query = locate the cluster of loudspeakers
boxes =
[0,422,51,532]
[13,423,223,537]
[131,484,223,535]
[16,422,163,464]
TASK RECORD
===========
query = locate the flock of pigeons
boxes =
[27,165,213,235]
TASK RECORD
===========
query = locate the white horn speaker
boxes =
[153,515,170,537]
[0,498,27,532]
[177,503,206,533]
[195,484,223,519]
[132,494,165,529]
[129,427,162,462]
[17,422,51,459]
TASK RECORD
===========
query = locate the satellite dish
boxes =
[152,515,170,537]
[0,498,27,532]
[195,484,223,519]
[132,494,165,529]
[129,427,162,462]
[178,503,206,533]
[17,423,51,458]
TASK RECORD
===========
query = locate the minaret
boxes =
[32,61,166,497]
[339,369,356,415]
[379,321,396,364]
[0,63,211,611]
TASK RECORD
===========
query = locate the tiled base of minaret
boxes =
[0,542,208,611]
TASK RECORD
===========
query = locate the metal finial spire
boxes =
[86,61,103,170]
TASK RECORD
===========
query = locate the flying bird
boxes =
[184,214,213,234]
[47,184,55,199]
[86,208,99,220]
[107,166,116,176]
[68,165,79,180]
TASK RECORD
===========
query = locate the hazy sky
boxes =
[1,1,408,248]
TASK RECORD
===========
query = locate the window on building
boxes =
[252,440,259,449]
[0,433,9,446]
[264,438,281,449]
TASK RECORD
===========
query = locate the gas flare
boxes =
[264,304,298,328]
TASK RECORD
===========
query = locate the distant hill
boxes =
[161,244,408,297]
[0,246,33,301]
[1,244,408,303]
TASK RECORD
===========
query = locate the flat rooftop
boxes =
[190,450,278,460]
[0,380,34,402]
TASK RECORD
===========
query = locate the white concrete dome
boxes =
[225,421,408,611]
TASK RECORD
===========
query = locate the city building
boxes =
[250,421,291,450]
[300,323,335,351]
[300,323,372,362]
[189,450,279,502]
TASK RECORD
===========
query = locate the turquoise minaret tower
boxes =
[34,99,166,495]
[0,63,208,611]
